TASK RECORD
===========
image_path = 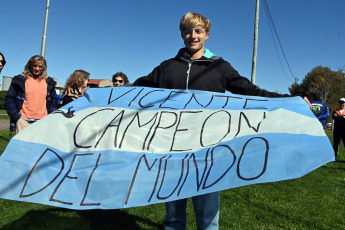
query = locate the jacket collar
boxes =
[175,48,221,62]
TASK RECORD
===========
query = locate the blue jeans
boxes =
[163,192,220,230]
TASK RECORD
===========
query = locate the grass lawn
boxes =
[0,110,10,120]
[0,128,344,229]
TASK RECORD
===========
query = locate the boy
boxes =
[134,12,293,230]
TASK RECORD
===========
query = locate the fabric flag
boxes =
[0,87,334,209]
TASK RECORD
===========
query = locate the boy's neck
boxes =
[188,48,205,60]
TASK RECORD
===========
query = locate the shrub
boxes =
[0,91,7,110]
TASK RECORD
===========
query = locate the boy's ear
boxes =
[181,30,187,38]
[205,32,209,40]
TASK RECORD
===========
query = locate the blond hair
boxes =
[62,70,90,95]
[22,55,48,80]
[179,12,211,33]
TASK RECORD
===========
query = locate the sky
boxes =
[0,0,344,94]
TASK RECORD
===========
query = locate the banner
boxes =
[0,87,334,209]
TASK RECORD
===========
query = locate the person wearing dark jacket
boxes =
[135,47,288,97]
[5,55,57,135]
[332,98,345,159]
[134,12,309,230]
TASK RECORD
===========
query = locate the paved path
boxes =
[0,119,9,130]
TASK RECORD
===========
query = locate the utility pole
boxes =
[40,0,50,57]
[251,0,260,84]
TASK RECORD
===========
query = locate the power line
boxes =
[263,0,295,81]
[263,2,289,80]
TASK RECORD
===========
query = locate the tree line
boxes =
[289,65,345,119]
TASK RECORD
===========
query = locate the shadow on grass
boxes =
[78,209,163,230]
[0,135,11,143]
[1,208,163,230]
[323,161,345,171]
[334,160,345,164]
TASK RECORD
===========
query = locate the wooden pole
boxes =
[251,0,260,84]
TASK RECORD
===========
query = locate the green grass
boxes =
[0,129,344,229]
[0,110,10,120]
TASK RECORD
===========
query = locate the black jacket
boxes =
[134,48,289,97]
[332,108,345,133]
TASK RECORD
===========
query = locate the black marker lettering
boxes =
[170,111,202,152]
[20,148,64,198]
[200,110,231,147]
[95,110,124,148]
[159,91,188,110]
[147,111,178,151]
[243,98,268,109]
[119,111,159,150]
[183,93,214,109]
[50,153,94,205]
[80,153,102,206]
[237,137,269,180]
[74,108,114,148]
[108,87,137,105]
[124,154,160,205]
[203,145,236,189]
[234,112,266,138]
[138,90,164,108]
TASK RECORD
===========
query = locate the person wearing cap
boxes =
[332,98,345,159]
[311,99,329,129]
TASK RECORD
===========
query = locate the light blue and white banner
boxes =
[0,87,334,209]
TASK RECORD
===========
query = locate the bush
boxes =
[0,91,7,110]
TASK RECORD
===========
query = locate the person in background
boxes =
[332,98,345,159]
[311,100,329,129]
[60,70,90,106]
[0,52,6,75]
[112,72,129,87]
[134,12,311,230]
[5,55,58,135]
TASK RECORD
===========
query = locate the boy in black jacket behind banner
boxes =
[134,12,309,230]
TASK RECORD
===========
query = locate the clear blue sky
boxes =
[1,0,344,94]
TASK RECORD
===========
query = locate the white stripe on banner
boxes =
[0,87,334,209]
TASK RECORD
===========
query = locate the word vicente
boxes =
[107,87,269,110]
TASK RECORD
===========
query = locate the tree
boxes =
[289,66,345,111]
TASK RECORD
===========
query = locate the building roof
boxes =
[88,79,112,87]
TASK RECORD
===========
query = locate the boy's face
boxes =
[181,26,209,55]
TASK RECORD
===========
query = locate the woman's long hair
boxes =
[62,70,90,96]
[22,55,48,80]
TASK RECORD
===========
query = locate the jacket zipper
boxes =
[186,62,192,90]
